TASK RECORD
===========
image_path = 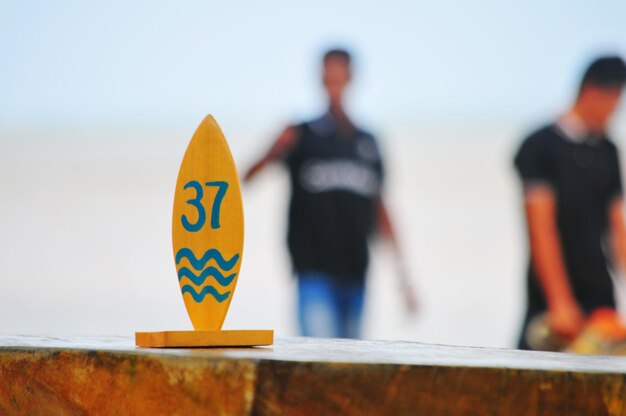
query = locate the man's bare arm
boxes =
[609,197,626,273]
[243,126,298,182]
[524,185,584,338]
[377,198,418,314]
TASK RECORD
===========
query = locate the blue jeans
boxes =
[297,271,365,339]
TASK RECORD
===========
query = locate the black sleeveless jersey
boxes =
[283,113,384,280]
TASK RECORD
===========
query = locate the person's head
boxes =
[574,56,626,131]
[322,48,352,106]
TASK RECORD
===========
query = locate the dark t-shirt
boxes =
[514,123,623,315]
[284,113,384,281]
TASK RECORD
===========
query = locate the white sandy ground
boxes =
[1,122,626,348]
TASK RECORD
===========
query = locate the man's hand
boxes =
[396,265,418,316]
[401,281,418,316]
[548,298,585,339]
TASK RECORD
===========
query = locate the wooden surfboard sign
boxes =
[136,115,273,348]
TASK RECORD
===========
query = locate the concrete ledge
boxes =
[1,336,626,415]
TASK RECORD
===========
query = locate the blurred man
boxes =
[244,49,416,339]
[514,56,626,350]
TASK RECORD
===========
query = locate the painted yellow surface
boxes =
[135,330,274,348]
[171,115,244,331]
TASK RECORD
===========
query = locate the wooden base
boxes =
[135,330,273,348]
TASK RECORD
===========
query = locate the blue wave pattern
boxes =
[181,285,230,303]
[176,247,240,303]
[175,248,239,271]
[177,266,236,287]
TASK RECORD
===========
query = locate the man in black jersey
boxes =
[244,49,416,338]
[514,56,626,350]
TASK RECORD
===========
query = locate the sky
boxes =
[2,0,626,132]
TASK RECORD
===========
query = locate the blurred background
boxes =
[1,0,626,347]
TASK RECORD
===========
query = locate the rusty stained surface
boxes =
[2,336,626,415]
[0,348,256,416]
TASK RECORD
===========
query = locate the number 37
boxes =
[181,180,228,232]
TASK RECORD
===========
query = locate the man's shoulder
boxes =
[514,123,559,167]
[602,134,620,152]
[301,115,333,137]
[355,127,376,142]
[523,123,559,144]
[516,123,560,155]
[302,115,377,141]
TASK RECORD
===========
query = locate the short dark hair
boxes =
[580,56,626,90]
[323,49,352,66]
